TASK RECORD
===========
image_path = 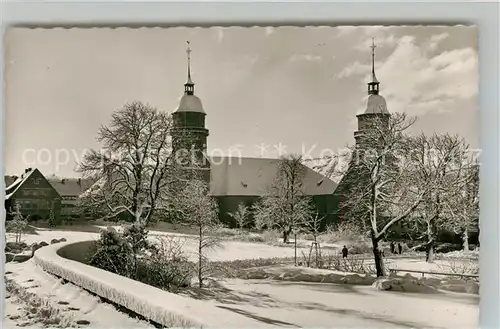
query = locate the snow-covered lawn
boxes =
[7,228,313,262]
[206,278,478,328]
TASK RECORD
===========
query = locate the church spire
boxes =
[367,38,380,95]
[184,41,194,95]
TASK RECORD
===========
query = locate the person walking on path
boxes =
[398,243,403,255]
[342,245,348,258]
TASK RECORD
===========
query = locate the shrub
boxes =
[319,221,365,244]
[88,227,134,277]
[329,255,367,273]
[348,241,372,255]
[89,226,194,292]
[437,258,479,282]
[227,203,251,229]
[138,236,193,292]
[212,257,296,277]
[261,230,280,244]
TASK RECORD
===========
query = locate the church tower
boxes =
[334,39,391,224]
[171,41,211,184]
[354,38,390,151]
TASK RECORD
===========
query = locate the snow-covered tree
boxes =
[77,101,193,225]
[302,210,325,245]
[227,203,250,229]
[443,155,479,252]
[340,113,434,277]
[47,201,59,227]
[172,179,220,288]
[253,154,313,243]
[407,133,473,262]
[7,202,28,243]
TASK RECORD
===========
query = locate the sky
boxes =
[4,25,478,177]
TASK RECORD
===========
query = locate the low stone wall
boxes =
[32,240,271,328]
[56,240,95,264]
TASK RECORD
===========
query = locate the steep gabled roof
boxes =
[209,156,337,197]
[47,178,96,197]
[5,169,37,199]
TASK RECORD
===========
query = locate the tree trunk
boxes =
[462,228,469,252]
[283,228,292,244]
[425,220,436,263]
[198,225,203,288]
[294,233,297,266]
[425,240,435,263]
[371,232,386,277]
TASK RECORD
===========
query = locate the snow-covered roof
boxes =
[364,94,389,114]
[209,156,337,196]
[175,94,205,114]
[5,169,36,199]
[83,156,338,198]
[48,178,96,197]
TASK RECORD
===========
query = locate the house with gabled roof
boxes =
[5,168,61,221]
[46,177,96,217]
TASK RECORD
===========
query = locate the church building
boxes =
[171,42,338,227]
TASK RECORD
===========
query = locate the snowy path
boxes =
[5,260,154,328]
[201,279,478,329]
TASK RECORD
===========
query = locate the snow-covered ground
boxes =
[5,260,154,328]
[5,228,479,328]
[208,278,478,329]
[7,228,314,262]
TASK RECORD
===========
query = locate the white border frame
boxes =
[1,1,498,328]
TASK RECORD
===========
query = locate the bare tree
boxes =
[253,154,313,243]
[340,113,433,277]
[173,179,220,288]
[7,202,28,243]
[227,203,250,229]
[442,156,479,252]
[77,101,190,225]
[302,210,325,245]
[407,133,472,262]
[302,210,326,268]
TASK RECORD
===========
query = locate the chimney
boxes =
[12,175,18,181]
[77,178,82,186]
[25,168,29,174]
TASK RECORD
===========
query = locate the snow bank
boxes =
[239,265,479,295]
[239,265,377,286]
[33,241,277,328]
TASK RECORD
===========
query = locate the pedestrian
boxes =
[342,245,348,258]
[398,243,402,255]
[390,242,395,254]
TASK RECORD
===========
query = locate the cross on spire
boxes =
[370,37,376,73]
[184,40,194,95]
[367,37,380,95]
